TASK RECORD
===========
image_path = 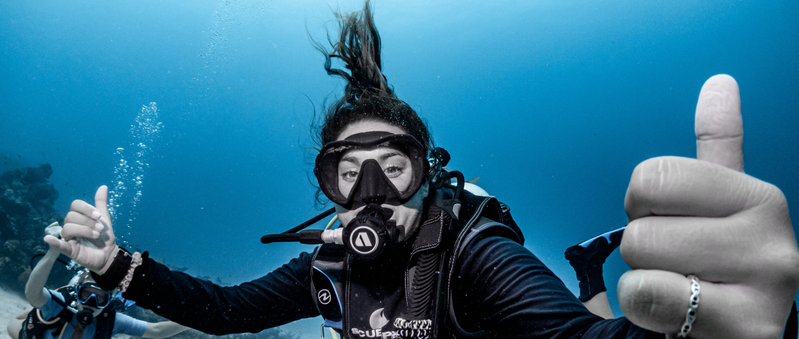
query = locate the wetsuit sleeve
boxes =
[453,235,663,338]
[121,251,319,335]
[111,312,147,337]
[38,289,65,320]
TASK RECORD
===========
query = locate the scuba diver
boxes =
[45,2,799,338]
[6,222,188,339]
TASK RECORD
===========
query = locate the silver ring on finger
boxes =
[676,274,701,338]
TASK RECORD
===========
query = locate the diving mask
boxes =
[76,282,111,309]
[314,131,429,210]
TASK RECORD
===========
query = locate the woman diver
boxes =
[46,2,799,338]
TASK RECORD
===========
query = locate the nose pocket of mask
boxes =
[348,160,401,207]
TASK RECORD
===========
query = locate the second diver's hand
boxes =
[45,185,119,274]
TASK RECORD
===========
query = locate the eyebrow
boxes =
[340,151,405,164]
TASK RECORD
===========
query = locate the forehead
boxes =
[336,120,408,141]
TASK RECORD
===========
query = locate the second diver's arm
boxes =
[25,246,60,308]
[142,321,189,339]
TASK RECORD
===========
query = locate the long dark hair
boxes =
[309,1,433,204]
[312,1,432,151]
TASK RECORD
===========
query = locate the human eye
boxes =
[383,164,405,178]
[340,169,359,182]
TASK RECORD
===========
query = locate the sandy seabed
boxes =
[0,285,31,339]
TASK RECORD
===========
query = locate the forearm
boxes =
[142,321,189,339]
[456,236,659,338]
[25,248,60,307]
[122,251,319,335]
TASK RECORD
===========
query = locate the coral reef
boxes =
[0,164,303,339]
[0,164,70,291]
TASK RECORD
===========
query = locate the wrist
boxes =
[99,245,120,274]
[91,246,131,290]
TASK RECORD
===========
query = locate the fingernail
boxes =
[91,210,102,220]
[92,231,99,238]
[95,222,104,231]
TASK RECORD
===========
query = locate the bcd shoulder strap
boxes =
[443,193,525,338]
[311,244,347,332]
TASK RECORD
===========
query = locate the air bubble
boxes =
[108,102,162,247]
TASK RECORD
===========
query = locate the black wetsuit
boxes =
[122,233,659,338]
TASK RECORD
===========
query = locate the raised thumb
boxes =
[695,74,744,172]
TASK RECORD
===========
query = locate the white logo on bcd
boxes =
[318,289,332,305]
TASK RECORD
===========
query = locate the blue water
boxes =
[2,0,798,336]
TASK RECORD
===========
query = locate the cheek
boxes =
[393,171,413,193]
[393,206,424,242]
[338,180,354,198]
[335,205,360,227]
[392,205,422,224]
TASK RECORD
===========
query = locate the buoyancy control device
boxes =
[261,168,524,338]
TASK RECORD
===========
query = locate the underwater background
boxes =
[2,0,798,337]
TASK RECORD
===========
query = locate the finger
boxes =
[94,185,111,221]
[695,74,743,172]
[43,235,63,249]
[619,270,790,338]
[624,156,785,221]
[621,212,794,282]
[64,211,104,233]
[70,198,103,221]
[61,221,100,241]
[44,235,77,257]
[93,185,115,244]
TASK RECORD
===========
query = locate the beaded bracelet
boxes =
[118,251,142,293]
[676,275,701,338]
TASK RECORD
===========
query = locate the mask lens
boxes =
[316,132,428,208]
[336,147,413,198]
[77,284,110,309]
